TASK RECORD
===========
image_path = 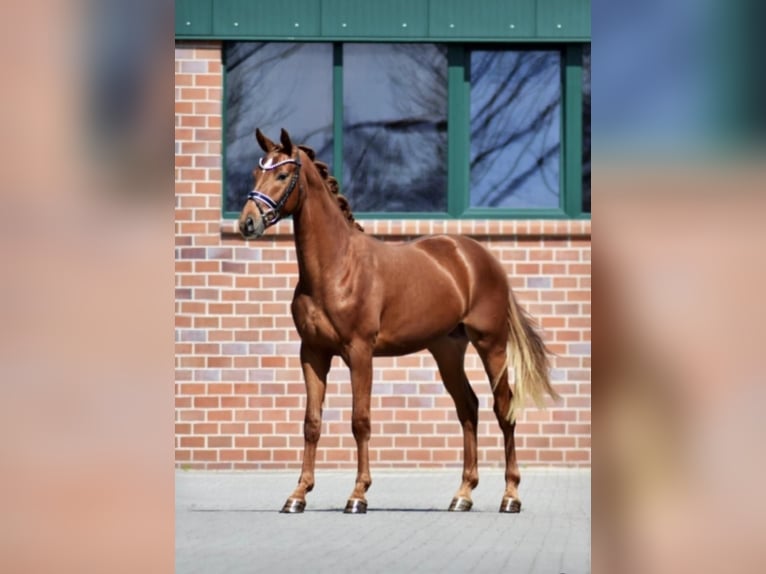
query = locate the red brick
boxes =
[208,436,232,448]
[567,290,591,302]
[246,423,273,435]
[176,397,191,409]
[193,450,217,461]
[195,102,221,115]
[208,410,232,422]
[555,330,581,342]
[553,277,577,288]
[196,129,221,141]
[569,264,591,275]
[529,250,553,261]
[551,410,576,423]
[274,450,298,462]
[539,450,563,462]
[220,423,246,434]
[220,449,244,461]
[552,437,576,448]
[541,264,566,274]
[179,383,205,395]
[180,437,204,448]
[195,74,221,87]
[326,449,353,462]
[194,423,218,435]
[515,263,540,275]
[180,115,205,128]
[180,87,206,100]
[194,396,219,408]
[565,450,590,462]
[175,74,194,86]
[554,250,580,261]
[180,410,205,421]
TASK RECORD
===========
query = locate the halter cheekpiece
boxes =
[247,152,302,228]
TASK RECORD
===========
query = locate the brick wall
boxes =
[175,41,591,470]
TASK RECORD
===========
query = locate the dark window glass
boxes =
[582,45,591,213]
[343,44,448,212]
[223,42,333,213]
[469,50,561,209]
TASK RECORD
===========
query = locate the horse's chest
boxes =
[292,295,343,348]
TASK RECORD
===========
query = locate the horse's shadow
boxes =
[188,506,449,513]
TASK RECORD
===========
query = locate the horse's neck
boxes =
[292,180,353,292]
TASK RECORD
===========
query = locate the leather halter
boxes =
[247,152,302,228]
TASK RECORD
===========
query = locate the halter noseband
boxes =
[247,153,302,228]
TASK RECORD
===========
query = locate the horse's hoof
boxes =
[343,498,367,514]
[280,498,306,513]
[448,497,473,511]
[499,497,521,513]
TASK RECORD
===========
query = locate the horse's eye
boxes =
[277,173,289,181]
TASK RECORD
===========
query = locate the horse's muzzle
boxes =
[239,215,266,239]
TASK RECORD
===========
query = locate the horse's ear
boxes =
[280,128,293,156]
[255,128,276,153]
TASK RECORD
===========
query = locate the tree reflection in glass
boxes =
[343,44,448,212]
[470,50,561,209]
[223,42,333,213]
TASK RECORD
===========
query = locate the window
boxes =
[222,41,588,219]
[469,50,561,209]
[343,44,447,212]
[223,42,333,213]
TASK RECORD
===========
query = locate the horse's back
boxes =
[410,234,507,289]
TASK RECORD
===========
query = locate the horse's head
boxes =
[238,128,302,239]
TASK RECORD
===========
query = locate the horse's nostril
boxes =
[245,216,254,234]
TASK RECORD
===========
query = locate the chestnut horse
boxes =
[239,129,559,514]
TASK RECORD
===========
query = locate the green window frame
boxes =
[219,40,587,220]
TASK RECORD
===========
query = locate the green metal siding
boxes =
[429,0,536,39]
[321,0,428,38]
[536,0,591,38]
[176,0,213,36]
[213,0,320,37]
[175,0,591,41]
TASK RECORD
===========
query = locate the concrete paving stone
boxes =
[176,468,590,574]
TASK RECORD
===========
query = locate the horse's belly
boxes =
[374,285,464,355]
[372,337,441,356]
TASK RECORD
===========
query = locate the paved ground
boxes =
[176,468,590,573]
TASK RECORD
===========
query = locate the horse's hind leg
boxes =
[428,333,479,511]
[466,325,523,513]
[281,344,331,513]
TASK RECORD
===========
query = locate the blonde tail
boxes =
[503,291,559,423]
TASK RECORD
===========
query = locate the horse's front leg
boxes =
[344,344,374,514]
[281,344,331,513]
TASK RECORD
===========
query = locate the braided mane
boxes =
[293,144,364,232]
